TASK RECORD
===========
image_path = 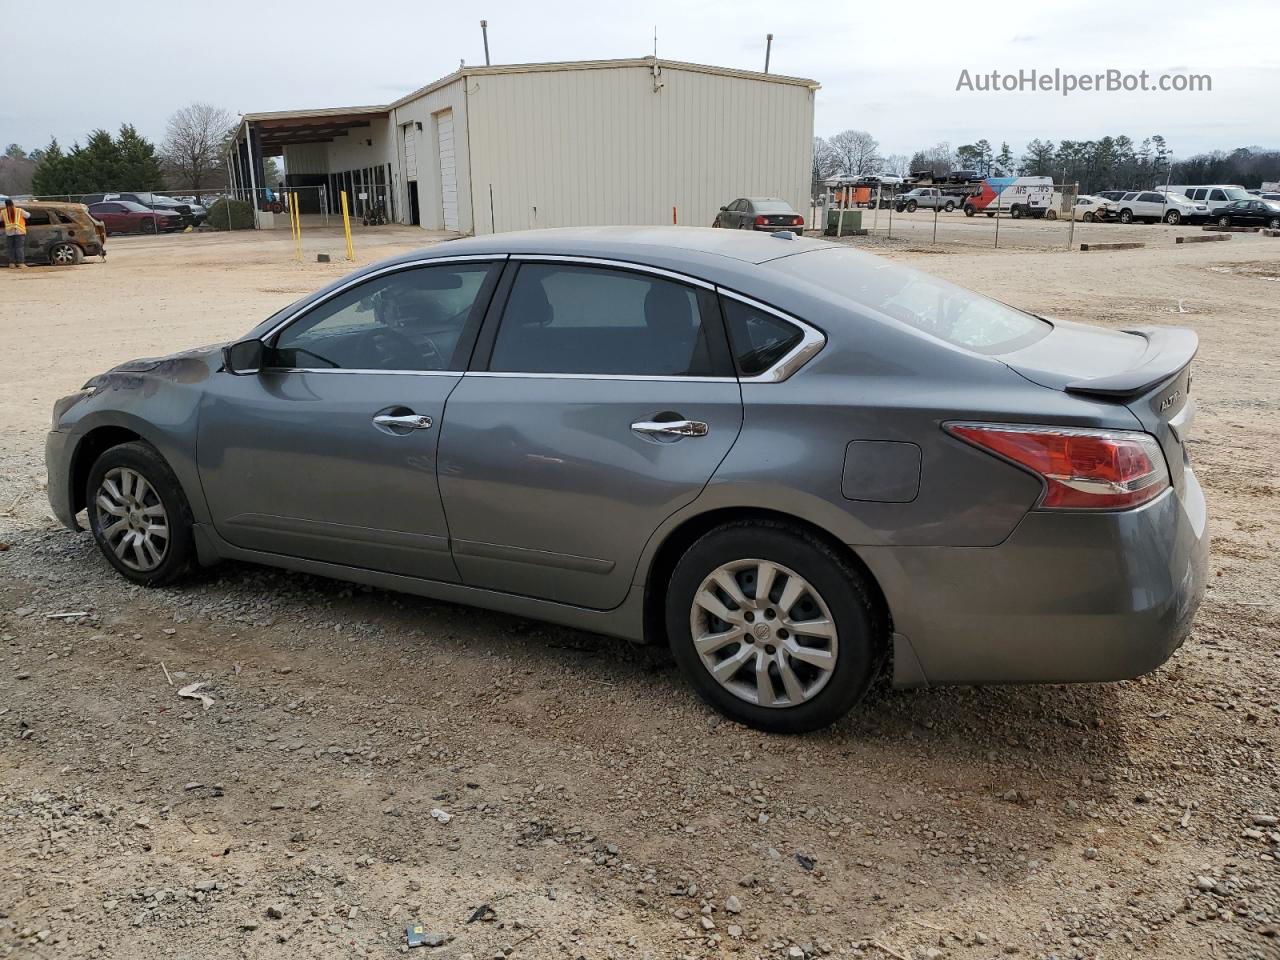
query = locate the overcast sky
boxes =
[5,0,1277,161]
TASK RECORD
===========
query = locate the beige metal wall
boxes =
[390,79,472,232]
[463,63,814,234]
[282,142,329,175]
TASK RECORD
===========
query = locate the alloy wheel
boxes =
[50,244,77,265]
[95,467,170,572]
[689,558,838,708]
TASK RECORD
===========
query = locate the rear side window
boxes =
[722,299,803,376]
[1189,189,1206,200]
[489,264,722,376]
[773,249,1050,355]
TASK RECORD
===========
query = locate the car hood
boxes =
[87,343,225,389]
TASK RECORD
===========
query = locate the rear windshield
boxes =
[752,201,793,213]
[773,248,1051,355]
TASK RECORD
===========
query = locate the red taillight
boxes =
[792,215,805,225]
[755,215,768,225]
[946,423,1170,509]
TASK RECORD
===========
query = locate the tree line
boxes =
[4,103,238,198]
[814,130,1279,194]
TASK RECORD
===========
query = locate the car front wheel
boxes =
[87,441,196,586]
[1119,209,1134,223]
[1269,217,1280,230]
[665,521,884,733]
[1218,215,1231,227]
[1083,212,1095,222]
[1165,210,1181,224]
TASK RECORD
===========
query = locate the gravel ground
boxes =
[1,225,1278,960]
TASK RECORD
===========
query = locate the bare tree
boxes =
[811,137,841,192]
[162,103,234,195]
[882,153,910,177]
[828,129,881,177]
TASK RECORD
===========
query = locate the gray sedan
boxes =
[45,227,1208,732]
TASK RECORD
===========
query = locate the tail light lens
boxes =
[946,423,1170,509]
[754,215,768,225]
[791,215,804,225]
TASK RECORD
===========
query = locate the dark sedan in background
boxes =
[713,197,806,234]
[88,200,183,235]
[1213,198,1280,229]
[45,227,1207,732]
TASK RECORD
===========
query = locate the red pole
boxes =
[672,205,677,225]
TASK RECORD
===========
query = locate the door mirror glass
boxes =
[719,205,728,211]
[224,338,265,375]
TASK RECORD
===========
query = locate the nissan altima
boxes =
[46,227,1208,732]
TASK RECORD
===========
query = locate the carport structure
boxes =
[229,105,393,219]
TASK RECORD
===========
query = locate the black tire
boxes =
[48,242,82,266]
[1165,210,1181,225]
[141,219,158,234]
[943,201,955,212]
[86,441,196,586]
[711,218,721,228]
[906,200,917,212]
[1269,218,1280,230]
[1119,209,1134,224]
[964,205,975,217]
[665,521,885,733]
[1010,205,1023,219]
[1083,212,1095,223]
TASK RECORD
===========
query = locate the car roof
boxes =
[405,226,830,267]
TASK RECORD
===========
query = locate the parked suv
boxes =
[1160,185,1252,217]
[894,188,957,213]
[1113,191,1207,224]
[0,201,105,266]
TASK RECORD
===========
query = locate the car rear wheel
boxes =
[87,441,195,586]
[1218,215,1231,227]
[1269,217,1280,230]
[944,201,955,212]
[1083,212,1095,222]
[48,242,82,266]
[665,521,883,733]
[1164,210,1182,224]
[1044,209,1058,221]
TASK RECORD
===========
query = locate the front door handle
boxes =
[373,413,433,431]
[631,419,709,439]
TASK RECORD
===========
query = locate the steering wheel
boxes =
[364,327,442,370]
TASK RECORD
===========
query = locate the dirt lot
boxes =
[2,223,1278,960]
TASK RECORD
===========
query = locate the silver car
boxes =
[45,228,1208,732]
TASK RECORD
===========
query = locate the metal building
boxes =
[230,57,818,234]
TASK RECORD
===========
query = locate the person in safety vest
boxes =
[3,198,29,269]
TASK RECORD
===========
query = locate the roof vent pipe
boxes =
[481,20,490,65]
[764,33,773,73]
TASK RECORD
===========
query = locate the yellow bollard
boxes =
[339,190,354,261]
[291,192,302,262]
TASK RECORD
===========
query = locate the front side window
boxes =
[271,262,494,371]
[1209,189,1227,202]
[488,263,720,376]
[22,209,52,226]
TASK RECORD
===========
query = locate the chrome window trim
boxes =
[263,368,462,377]
[260,254,506,342]
[463,372,736,383]
[717,288,826,383]
[506,254,715,290]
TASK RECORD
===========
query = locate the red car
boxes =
[87,200,182,235]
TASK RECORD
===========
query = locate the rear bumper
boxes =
[752,225,804,234]
[864,470,1209,687]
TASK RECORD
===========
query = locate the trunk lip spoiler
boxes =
[1063,326,1198,400]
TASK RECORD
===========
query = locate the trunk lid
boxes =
[1002,321,1198,494]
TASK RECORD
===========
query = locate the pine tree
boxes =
[117,124,164,190]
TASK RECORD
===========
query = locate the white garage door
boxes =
[436,110,459,231]
[403,124,417,180]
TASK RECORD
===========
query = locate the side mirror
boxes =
[719,206,728,211]
[223,338,265,375]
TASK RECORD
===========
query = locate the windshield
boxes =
[1225,188,1252,201]
[774,248,1051,355]
[1166,193,1193,204]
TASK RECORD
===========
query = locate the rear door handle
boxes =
[631,419,709,439]
[373,413,433,431]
